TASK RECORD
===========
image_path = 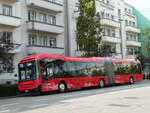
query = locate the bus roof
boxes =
[112,59,140,63]
[19,53,105,64]
[19,53,140,64]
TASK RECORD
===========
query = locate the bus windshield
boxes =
[18,61,37,81]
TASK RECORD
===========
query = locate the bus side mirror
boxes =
[14,74,18,77]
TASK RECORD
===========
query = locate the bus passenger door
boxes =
[104,60,115,85]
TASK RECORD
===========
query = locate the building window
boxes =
[125,20,128,26]
[133,22,135,27]
[129,21,132,26]
[43,36,47,46]
[126,34,129,40]
[107,29,111,36]
[52,16,56,25]
[125,8,127,12]
[49,38,56,47]
[118,9,121,18]
[106,0,109,4]
[128,9,131,14]
[106,13,110,19]
[127,48,138,55]
[29,34,57,48]
[134,34,137,41]
[28,11,36,21]
[38,35,47,46]
[29,34,37,46]
[48,15,56,25]
[48,15,53,24]
[39,13,47,23]
[0,32,13,44]
[111,15,114,20]
[101,12,105,19]
[112,30,115,37]
[3,5,12,16]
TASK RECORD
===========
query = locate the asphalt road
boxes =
[0,80,150,113]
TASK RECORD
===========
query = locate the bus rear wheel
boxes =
[99,79,105,88]
[129,77,134,84]
[58,82,67,93]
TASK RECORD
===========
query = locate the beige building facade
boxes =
[0,0,64,84]
[68,0,141,59]
[0,0,141,84]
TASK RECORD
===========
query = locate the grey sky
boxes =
[125,0,150,19]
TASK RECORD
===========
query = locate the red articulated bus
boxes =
[18,53,143,94]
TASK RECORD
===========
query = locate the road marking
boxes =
[34,98,48,102]
[0,103,19,108]
[61,95,73,98]
[30,104,48,108]
[0,110,10,113]
[80,92,89,95]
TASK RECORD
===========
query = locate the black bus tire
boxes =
[58,82,67,93]
[99,79,105,88]
[129,77,134,84]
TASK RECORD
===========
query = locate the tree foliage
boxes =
[76,0,102,57]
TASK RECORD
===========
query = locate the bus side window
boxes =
[66,62,76,77]
[53,60,68,77]
[46,63,54,78]
[74,62,88,77]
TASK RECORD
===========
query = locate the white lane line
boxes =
[61,95,73,98]
[80,92,89,95]
[0,103,19,108]
[0,110,10,113]
[30,104,48,108]
[34,98,48,102]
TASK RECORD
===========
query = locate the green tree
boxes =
[142,27,150,57]
[76,0,102,57]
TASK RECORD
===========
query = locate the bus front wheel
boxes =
[99,79,105,88]
[129,77,134,84]
[58,82,67,93]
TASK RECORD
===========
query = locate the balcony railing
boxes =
[27,45,64,55]
[125,25,140,33]
[126,40,141,47]
[28,20,64,34]
[125,12,136,18]
[0,13,21,27]
[97,0,114,10]
[0,0,19,3]
[101,17,120,28]
[26,0,63,13]
[102,35,121,43]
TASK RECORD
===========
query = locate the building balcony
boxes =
[27,21,64,34]
[125,12,136,19]
[101,18,120,28]
[126,40,141,47]
[102,35,121,44]
[126,55,137,59]
[98,0,114,10]
[26,0,63,13]
[125,26,140,33]
[27,45,64,55]
[0,43,21,54]
[0,0,19,3]
[0,14,21,27]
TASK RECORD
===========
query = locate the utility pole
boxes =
[63,0,70,56]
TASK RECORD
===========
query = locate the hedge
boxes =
[0,84,18,97]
